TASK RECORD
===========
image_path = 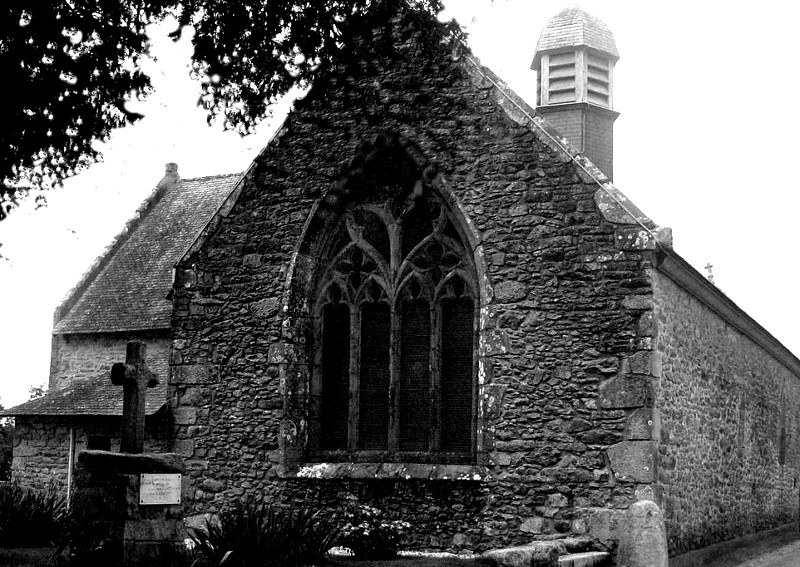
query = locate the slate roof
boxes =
[533,6,619,64]
[53,172,241,334]
[0,374,167,416]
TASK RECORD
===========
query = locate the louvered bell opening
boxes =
[536,71,542,106]
[586,52,611,107]
[547,51,576,104]
[358,302,391,450]
[320,302,350,450]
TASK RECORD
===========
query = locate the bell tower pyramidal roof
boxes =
[533,6,618,65]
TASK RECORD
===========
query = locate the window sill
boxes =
[281,462,489,481]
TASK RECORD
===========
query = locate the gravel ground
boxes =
[700,529,800,567]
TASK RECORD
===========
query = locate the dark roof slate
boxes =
[534,6,618,61]
[1,375,166,416]
[53,173,240,334]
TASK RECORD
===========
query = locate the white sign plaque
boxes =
[139,473,182,505]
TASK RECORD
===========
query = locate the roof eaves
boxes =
[52,322,172,336]
[2,405,166,417]
[657,250,800,377]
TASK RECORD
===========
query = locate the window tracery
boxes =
[308,170,478,464]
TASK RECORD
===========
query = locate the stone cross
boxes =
[110,341,159,454]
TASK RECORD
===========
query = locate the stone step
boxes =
[557,551,611,567]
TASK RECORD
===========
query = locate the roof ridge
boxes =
[53,178,174,328]
[181,171,242,183]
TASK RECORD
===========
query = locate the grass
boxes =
[328,553,492,567]
[0,546,494,567]
[0,546,56,567]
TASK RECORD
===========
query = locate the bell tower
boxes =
[532,7,619,179]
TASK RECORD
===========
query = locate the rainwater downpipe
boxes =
[66,426,75,508]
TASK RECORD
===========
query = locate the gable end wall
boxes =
[49,331,170,390]
[170,13,657,553]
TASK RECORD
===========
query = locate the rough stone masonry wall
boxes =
[12,416,171,491]
[49,332,170,390]
[170,8,658,554]
[652,270,800,557]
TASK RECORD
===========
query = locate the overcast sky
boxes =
[1,0,798,408]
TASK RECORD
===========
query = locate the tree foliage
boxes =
[2,0,454,221]
[27,384,46,400]
[0,403,10,482]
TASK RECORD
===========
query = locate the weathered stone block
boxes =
[482,542,559,567]
[584,507,623,544]
[493,281,528,302]
[14,444,41,457]
[249,297,279,318]
[637,312,654,337]
[484,383,508,418]
[546,493,569,508]
[622,295,652,311]
[599,375,653,409]
[123,518,182,541]
[267,343,296,364]
[490,451,512,466]
[626,408,660,441]
[173,407,198,425]
[607,441,657,483]
[200,478,225,493]
[616,500,668,567]
[480,329,511,356]
[519,517,544,534]
[171,365,216,385]
[173,440,195,458]
[242,253,262,268]
[615,228,657,251]
[578,429,621,445]
[558,551,610,567]
[627,351,656,376]
[595,189,639,225]
[565,418,593,433]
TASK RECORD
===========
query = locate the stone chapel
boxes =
[5,2,800,560]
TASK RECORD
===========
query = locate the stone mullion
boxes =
[472,299,482,459]
[388,218,402,455]
[347,301,360,452]
[308,309,324,453]
[388,303,401,454]
[430,298,442,452]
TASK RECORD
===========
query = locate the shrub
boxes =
[0,482,68,548]
[340,505,411,560]
[187,501,342,567]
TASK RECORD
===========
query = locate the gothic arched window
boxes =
[307,150,478,464]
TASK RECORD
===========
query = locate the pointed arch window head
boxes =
[308,135,478,464]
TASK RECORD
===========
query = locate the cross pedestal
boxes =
[111,341,159,454]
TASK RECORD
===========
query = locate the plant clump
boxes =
[0,481,68,548]
[340,504,411,560]
[187,500,343,567]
